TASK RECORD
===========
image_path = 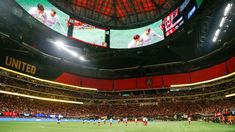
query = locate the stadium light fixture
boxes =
[225,93,235,98]
[0,90,83,104]
[69,50,78,57]
[54,41,79,57]
[65,48,78,57]
[215,29,220,36]
[224,3,233,16]
[0,66,98,91]
[79,56,86,61]
[212,36,217,43]
[54,41,66,49]
[212,29,220,42]
[212,3,233,43]
[213,29,221,42]
[219,17,226,27]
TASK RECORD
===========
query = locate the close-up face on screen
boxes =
[110,20,164,49]
[16,0,69,36]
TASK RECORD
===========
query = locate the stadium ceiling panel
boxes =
[49,0,184,29]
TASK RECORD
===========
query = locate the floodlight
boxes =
[54,41,66,49]
[79,56,86,61]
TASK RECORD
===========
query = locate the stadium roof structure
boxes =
[49,0,184,29]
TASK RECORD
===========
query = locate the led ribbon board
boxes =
[162,0,200,37]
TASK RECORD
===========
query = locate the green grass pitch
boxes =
[0,121,234,132]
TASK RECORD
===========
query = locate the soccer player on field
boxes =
[82,119,85,124]
[188,117,192,125]
[93,119,96,125]
[117,118,120,125]
[110,118,113,127]
[125,117,128,126]
[145,118,148,126]
[104,118,106,125]
[57,117,61,124]
[98,118,101,126]
[135,118,138,125]
[221,116,225,123]
[228,115,233,126]
[143,117,146,126]
[229,118,233,126]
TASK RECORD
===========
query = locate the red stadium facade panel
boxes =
[55,60,234,91]
[163,73,191,87]
[226,57,235,73]
[190,63,227,83]
[55,72,81,86]
[137,76,163,90]
[114,78,137,91]
[80,77,113,90]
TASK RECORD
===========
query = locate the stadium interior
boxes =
[0,0,235,132]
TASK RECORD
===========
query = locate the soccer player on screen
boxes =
[28,3,46,23]
[128,34,143,48]
[44,9,66,34]
[141,28,164,46]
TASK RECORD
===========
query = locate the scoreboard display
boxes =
[162,0,199,37]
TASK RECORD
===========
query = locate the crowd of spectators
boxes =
[1,70,235,119]
[1,93,235,118]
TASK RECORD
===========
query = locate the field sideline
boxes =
[0,121,234,132]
